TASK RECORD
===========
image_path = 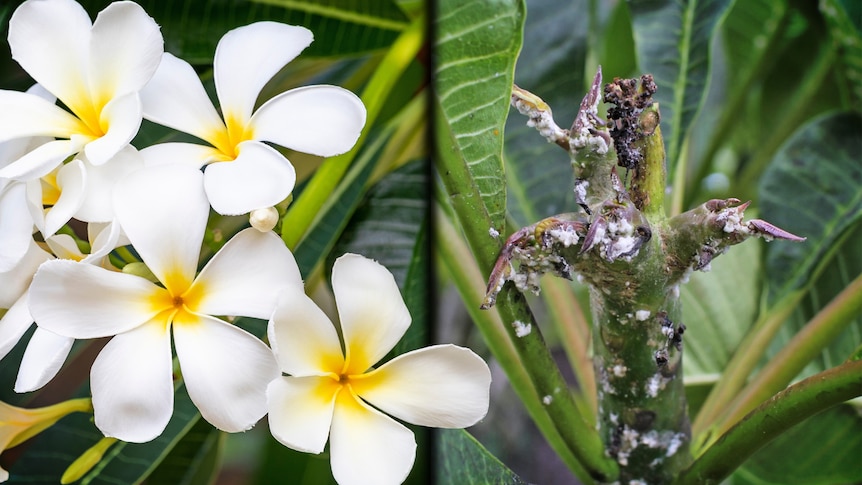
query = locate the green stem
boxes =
[434,203,593,484]
[708,272,862,444]
[675,359,862,485]
[494,286,617,481]
[631,107,666,218]
[436,92,616,479]
[541,277,597,417]
[281,14,424,249]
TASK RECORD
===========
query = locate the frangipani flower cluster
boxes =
[0,1,490,484]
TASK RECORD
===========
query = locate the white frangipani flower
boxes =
[9,222,125,394]
[0,217,126,394]
[0,0,163,182]
[139,21,366,215]
[29,164,303,443]
[0,121,53,272]
[266,254,491,485]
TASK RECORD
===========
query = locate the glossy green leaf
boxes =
[434,0,524,253]
[504,0,589,227]
[128,0,405,62]
[435,429,528,485]
[759,111,862,300]
[629,0,732,172]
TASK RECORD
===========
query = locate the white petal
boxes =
[29,260,165,339]
[7,0,91,108]
[353,345,491,428]
[112,164,207,288]
[329,389,416,485]
[45,234,84,261]
[89,2,163,96]
[0,182,33,272]
[214,22,312,125]
[191,228,302,318]
[267,287,343,376]
[203,141,296,215]
[0,293,33,361]
[251,85,365,157]
[0,134,45,169]
[266,375,338,453]
[0,138,81,181]
[83,220,124,264]
[15,326,74,392]
[91,319,174,443]
[76,146,144,223]
[41,159,86,236]
[333,254,411,374]
[173,313,278,432]
[0,239,51,309]
[141,53,225,144]
[140,142,222,169]
[83,92,142,166]
[0,90,87,144]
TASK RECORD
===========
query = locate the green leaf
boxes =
[435,429,528,484]
[146,419,223,485]
[503,0,589,227]
[137,0,405,62]
[253,433,336,485]
[291,128,390,278]
[8,384,202,485]
[684,0,791,205]
[730,405,862,485]
[759,111,862,300]
[629,0,732,172]
[682,237,762,377]
[598,2,638,81]
[434,0,525,251]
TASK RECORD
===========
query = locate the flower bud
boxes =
[249,207,279,232]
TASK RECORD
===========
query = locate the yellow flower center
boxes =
[208,113,254,160]
[147,271,206,328]
[66,89,109,140]
[41,170,61,206]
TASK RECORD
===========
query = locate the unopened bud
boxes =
[249,207,279,232]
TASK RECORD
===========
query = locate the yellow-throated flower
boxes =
[139,22,366,216]
[28,164,303,443]
[266,254,491,485]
